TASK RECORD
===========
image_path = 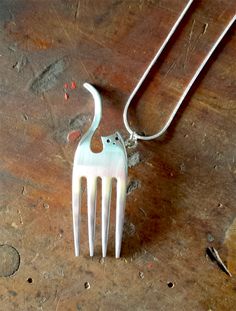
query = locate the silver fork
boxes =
[72,83,128,258]
[72,6,235,258]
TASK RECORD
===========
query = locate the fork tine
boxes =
[72,170,81,256]
[87,176,97,256]
[101,177,112,257]
[115,178,127,258]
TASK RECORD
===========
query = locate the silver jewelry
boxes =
[72,2,235,257]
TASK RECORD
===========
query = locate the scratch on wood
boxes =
[51,4,73,45]
[80,58,92,79]
[42,93,71,166]
[12,55,28,72]
[188,22,210,56]
[163,61,176,80]
[77,27,108,49]
[31,253,39,263]
[55,297,61,311]
[51,4,98,80]
[202,23,208,35]
[75,0,81,20]
[21,186,27,195]
[206,247,232,277]
[139,207,147,217]
[184,19,195,68]
[17,209,23,224]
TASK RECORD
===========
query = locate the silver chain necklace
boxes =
[72,1,236,258]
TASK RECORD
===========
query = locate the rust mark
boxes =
[71,81,76,89]
[5,22,53,50]
[29,36,52,50]
[67,130,81,143]
[54,114,89,144]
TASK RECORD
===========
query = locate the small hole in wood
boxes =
[27,277,33,284]
[84,281,90,289]
[167,282,174,288]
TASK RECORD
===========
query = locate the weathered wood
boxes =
[0,0,235,310]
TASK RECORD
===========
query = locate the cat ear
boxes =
[115,132,122,139]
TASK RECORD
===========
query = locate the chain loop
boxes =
[123,1,235,141]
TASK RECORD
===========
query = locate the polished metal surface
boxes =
[72,83,128,258]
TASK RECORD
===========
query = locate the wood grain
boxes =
[0,0,235,310]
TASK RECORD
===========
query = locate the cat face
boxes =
[101,132,124,149]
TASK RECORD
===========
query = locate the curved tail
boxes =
[80,83,102,146]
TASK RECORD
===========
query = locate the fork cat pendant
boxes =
[72,0,235,258]
[72,83,127,258]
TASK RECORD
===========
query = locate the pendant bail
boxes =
[125,132,138,149]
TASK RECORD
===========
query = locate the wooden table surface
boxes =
[0,1,236,310]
